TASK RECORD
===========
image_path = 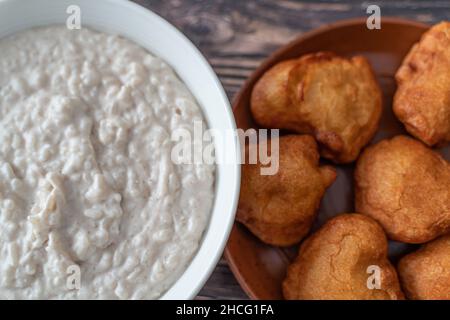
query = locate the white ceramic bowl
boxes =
[0,0,240,299]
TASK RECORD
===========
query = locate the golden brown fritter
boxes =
[283,214,404,300]
[237,135,336,246]
[398,234,450,300]
[251,52,382,163]
[394,22,450,147]
[355,135,450,243]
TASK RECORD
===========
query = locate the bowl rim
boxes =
[224,16,429,300]
[0,0,241,300]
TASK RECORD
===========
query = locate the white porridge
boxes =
[0,26,215,299]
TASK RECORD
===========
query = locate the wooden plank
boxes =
[133,0,447,300]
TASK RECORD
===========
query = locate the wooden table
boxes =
[134,0,449,300]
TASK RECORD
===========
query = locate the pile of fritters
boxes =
[237,22,450,300]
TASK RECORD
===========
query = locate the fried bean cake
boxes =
[283,214,404,300]
[398,234,450,300]
[355,135,450,243]
[251,52,382,163]
[394,22,450,147]
[237,135,336,246]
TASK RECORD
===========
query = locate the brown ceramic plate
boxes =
[225,17,450,300]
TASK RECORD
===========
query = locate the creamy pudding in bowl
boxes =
[0,26,215,299]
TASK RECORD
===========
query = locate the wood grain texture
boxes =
[133,0,449,300]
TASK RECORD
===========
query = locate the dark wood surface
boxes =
[134,0,449,300]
